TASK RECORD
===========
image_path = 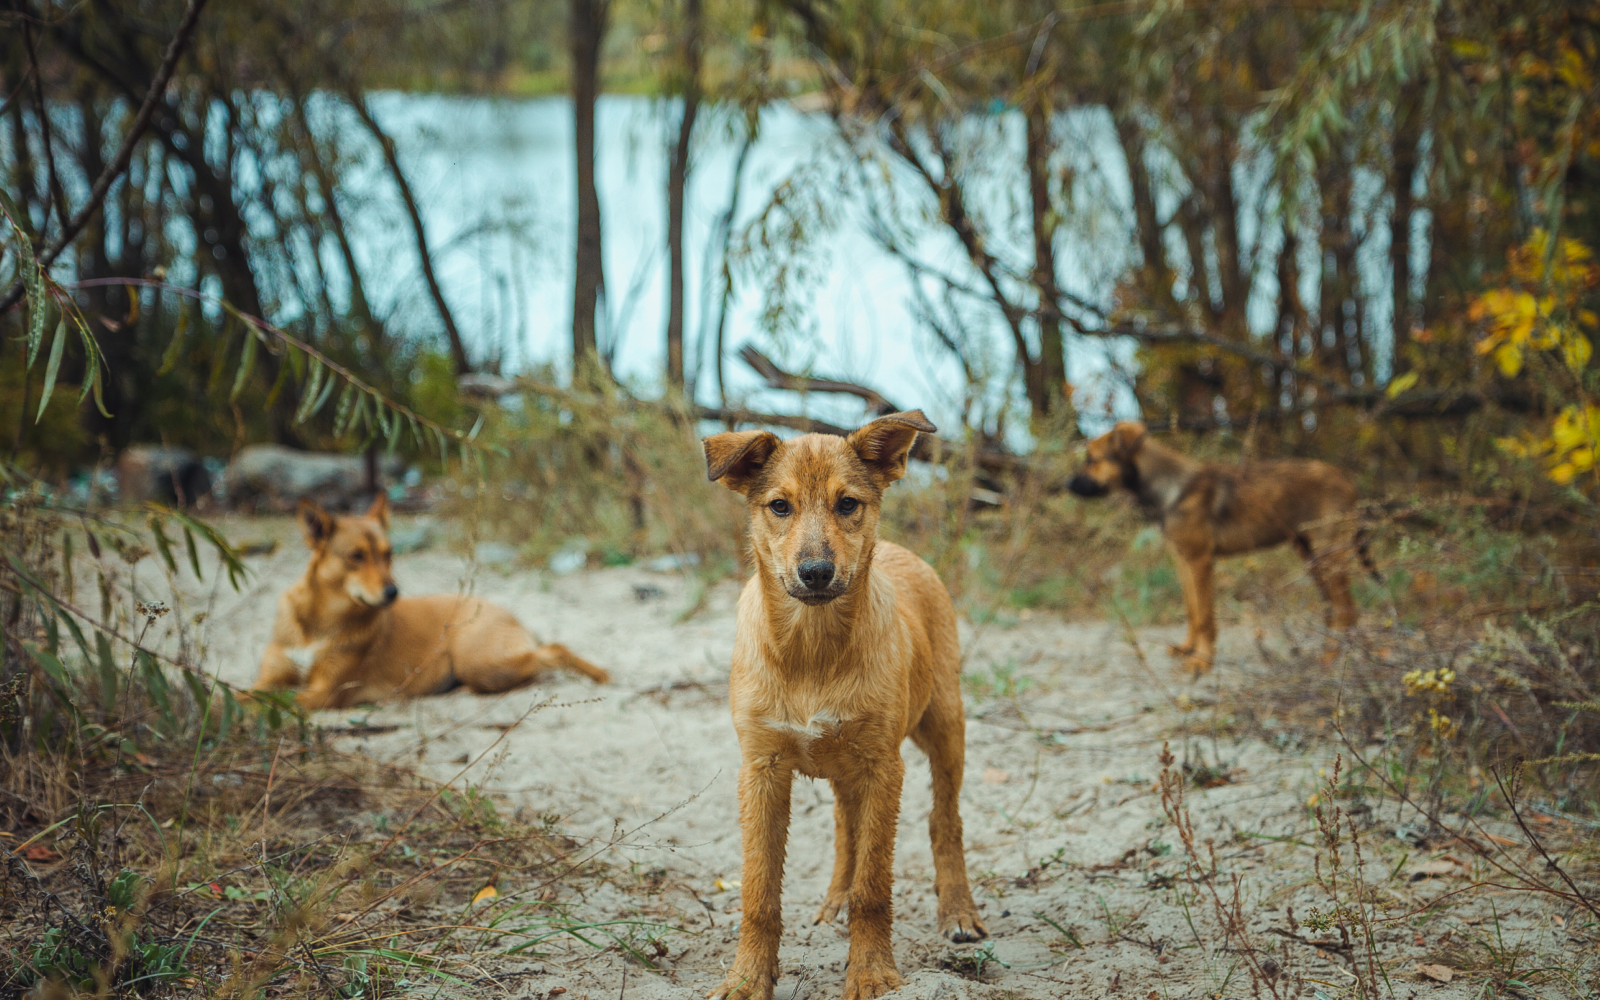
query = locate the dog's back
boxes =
[1200,459,1359,556]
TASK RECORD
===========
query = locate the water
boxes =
[338,94,1144,440]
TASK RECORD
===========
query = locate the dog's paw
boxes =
[1168,641,1196,657]
[813,892,848,926]
[939,908,989,943]
[706,966,776,1000]
[841,963,905,1000]
[1183,653,1214,678]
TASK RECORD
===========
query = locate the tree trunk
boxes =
[665,0,701,394]
[1390,82,1422,376]
[293,90,383,355]
[570,0,610,380]
[1115,113,1177,312]
[347,93,469,375]
[1024,98,1066,422]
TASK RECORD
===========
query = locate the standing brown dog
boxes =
[1068,420,1375,675]
[255,496,609,709]
[703,411,986,1000]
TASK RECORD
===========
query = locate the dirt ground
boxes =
[142,515,1590,1000]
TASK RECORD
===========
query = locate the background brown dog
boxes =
[703,411,986,1000]
[254,496,609,709]
[1069,420,1376,674]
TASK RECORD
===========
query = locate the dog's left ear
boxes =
[298,500,335,549]
[848,410,937,487]
[704,430,781,496]
[1110,421,1148,460]
[365,492,390,530]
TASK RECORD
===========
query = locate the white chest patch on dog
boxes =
[284,640,325,670]
[762,709,848,739]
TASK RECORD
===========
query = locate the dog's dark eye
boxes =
[348,551,365,563]
[768,498,791,516]
[836,497,859,515]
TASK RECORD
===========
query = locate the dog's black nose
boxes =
[1067,474,1108,498]
[797,559,835,590]
[382,583,399,604]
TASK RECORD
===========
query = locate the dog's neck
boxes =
[1130,437,1201,514]
[753,545,881,677]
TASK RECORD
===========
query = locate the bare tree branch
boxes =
[1,0,209,315]
[737,344,897,414]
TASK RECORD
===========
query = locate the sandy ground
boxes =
[129,516,1589,1000]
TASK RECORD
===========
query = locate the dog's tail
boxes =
[535,643,611,685]
[1355,525,1384,584]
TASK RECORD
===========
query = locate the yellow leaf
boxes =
[1386,371,1419,398]
[1564,333,1593,372]
[1495,343,1523,377]
[1550,462,1578,484]
[472,884,497,905]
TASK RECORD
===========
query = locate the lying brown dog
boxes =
[1069,420,1375,674]
[254,496,609,709]
[703,411,986,1000]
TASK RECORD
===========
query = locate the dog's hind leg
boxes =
[1304,537,1358,630]
[814,780,858,926]
[911,695,987,944]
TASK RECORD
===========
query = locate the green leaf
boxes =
[331,381,357,437]
[230,328,259,403]
[149,515,180,575]
[26,643,71,688]
[157,309,190,377]
[35,319,66,422]
[96,632,119,705]
[294,361,325,424]
[1385,371,1419,399]
[183,526,203,581]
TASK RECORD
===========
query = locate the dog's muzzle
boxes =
[789,559,844,604]
[1067,474,1110,498]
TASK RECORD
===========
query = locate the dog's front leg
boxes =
[709,755,793,1000]
[841,750,907,1000]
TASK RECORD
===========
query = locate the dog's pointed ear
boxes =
[365,492,390,530]
[848,410,937,486]
[1110,421,1148,460]
[704,430,781,495]
[298,500,335,548]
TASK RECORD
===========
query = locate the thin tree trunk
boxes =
[1390,82,1422,376]
[1115,113,1177,313]
[665,0,702,394]
[346,92,469,375]
[1024,98,1066,421]
[571,0,610,380]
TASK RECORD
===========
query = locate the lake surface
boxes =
[332,94,1143,439]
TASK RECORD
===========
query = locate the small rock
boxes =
[633,584,664,601]
[475,542,518,567]
[389,522,433,554]
[981,767,1009,784]
[548,543,589,575]
[646,552,701,573]
[117,445,211,507]
[1416,963,1454,983]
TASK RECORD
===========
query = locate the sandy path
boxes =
[159,518,1556,1000]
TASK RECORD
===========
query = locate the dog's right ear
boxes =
[704,430,781,496]
[1110,421,1148,460]
[298,500,335,548]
